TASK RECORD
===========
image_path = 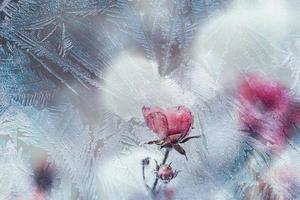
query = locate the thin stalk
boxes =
[142,157,150,190]
[151,148,170,194]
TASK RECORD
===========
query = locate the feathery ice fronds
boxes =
[1,0,300,199]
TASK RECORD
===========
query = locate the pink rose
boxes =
[142,106,193,143]
[238,74,300,152]
[143,105,199,157]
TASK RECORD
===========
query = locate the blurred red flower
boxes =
[238,74,300,152]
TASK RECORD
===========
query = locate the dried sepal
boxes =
[179,135,201,143]
[172,144,187,160]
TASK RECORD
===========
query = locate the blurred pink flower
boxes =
[164,187,175,200]
[32,189,46,200]
[245,163,300,200]
[238,74,300,151]
[267,163,300,199]
[142,106,193,143]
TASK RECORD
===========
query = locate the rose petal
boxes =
[143,106,168,139]
[142,106,193,141]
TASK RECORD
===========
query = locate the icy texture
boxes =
[1,0,300,199]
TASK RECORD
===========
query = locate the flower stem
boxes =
[142,158,150,190]
[152,148,170,193]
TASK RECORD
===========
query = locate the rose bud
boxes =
[156,164,178,183]
[237,74,300,152]
[143,106,199,157]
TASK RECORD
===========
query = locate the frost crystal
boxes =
[1,0,300,199]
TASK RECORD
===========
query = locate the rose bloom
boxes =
[142,105,193,143]
[238,74,300,152]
